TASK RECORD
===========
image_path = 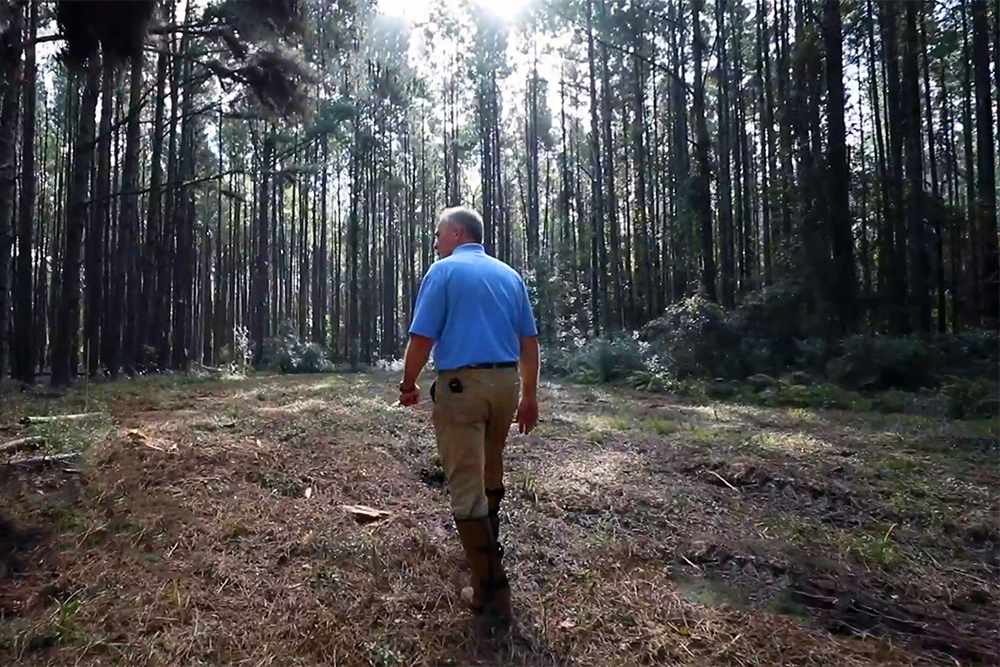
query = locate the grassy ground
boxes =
[0,372,997,666]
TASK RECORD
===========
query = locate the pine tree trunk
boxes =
[881,1,909,333]
[758,0,774,286]
[586,0,607,334]
[121,54,143,372]
[920,13,945,333]
[598,1,621,330]
[824,0,857,333]
[0,6,22,385]
[692,0,717,303]
[941,64,963,331]
[159,38,180,369]
[15,0,37,383]
[142,50,167,370]
[172,50,195,371]
[53,60,100,386]
[971,0,998,325]
[253,135,273,366]
[717,0,735,308]
[961,2,978,325]
[632,53,649,325]
[902,3,930,333]
[671,0,690,301]
[88,67,113,376]
[776,0,793,256]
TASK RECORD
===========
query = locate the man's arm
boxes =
[401,334,434,391]
[519,336,540,399]
[401,264,445,406]
[517,336,540,433]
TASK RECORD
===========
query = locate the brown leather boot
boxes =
[455,516,512,621]
[485,487,505,539]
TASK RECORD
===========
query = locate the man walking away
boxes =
[399,206,540,624]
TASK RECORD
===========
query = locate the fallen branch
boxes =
[20,413,103,425]
[708,470,741,493]
[4,452,80,470]
[0,436,45,456]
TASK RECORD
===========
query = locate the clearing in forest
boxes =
[1,373,997,666]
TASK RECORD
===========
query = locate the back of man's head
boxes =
[440,206,484,244]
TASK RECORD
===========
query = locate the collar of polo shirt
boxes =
[453,243,485,254]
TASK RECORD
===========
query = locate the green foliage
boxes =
[746,381,874,411]
[941,377,998,420]
[263,321,334,374]
[642,295,742,379]
[545,334,650,384]
[826,336,937,391]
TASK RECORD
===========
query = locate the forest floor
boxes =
[0,372,997,667]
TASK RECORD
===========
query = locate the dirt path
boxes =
[1,373,997,666]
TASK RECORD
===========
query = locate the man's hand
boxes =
[399,383,420,407]
[517,396,538,434]
[400,335,434,408]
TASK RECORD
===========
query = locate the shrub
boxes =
[263,321,335,374]
[750,381,873,411]
[544,334,649,384]
[930,330,1000,382]
[826,336,936,391]
[941,377,998,420]
[641,295,743,379]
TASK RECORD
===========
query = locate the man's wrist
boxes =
[400,379,418,391]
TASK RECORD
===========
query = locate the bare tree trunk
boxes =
[717,0,735,308]
[53,59,100,386]
[824,0,857,333]
[142,50,167,370]
[919,13,945,333]
[122,53,143,372]
[586,0,607,334]
[971,0,998,325]
[961,2,979,325]
[15,0,36,383]
[903,3,930,333]
[89,67,114,376]
[253,134,274,366]
[0,5,22,385]
[692,0,717,303]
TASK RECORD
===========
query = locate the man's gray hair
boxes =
[440,206,484,244]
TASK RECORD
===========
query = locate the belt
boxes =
[441,361,517,372]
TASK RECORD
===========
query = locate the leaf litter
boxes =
[0,372,996,666]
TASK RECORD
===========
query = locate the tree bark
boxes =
[971,0,998,325]
[824,0,857,333]
[0,6,22,385]
[15,0,36,383]
[253,134,274,366]
[587,0,607,334]
[692,0,717,303]
[961,2,978,325]
[717,0,735,308]
[881,1,909,333]
[90,67,113,376]
[53,59,101,386]
[903,3,930,333]
[920,13,945,333]
[122,54,143,372]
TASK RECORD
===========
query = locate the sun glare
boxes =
[376,0,532,23]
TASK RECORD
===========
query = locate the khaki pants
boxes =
[431,367,520,519]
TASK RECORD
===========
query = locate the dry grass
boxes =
[0,372,997,666]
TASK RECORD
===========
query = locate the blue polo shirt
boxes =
[409,244,538,371]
